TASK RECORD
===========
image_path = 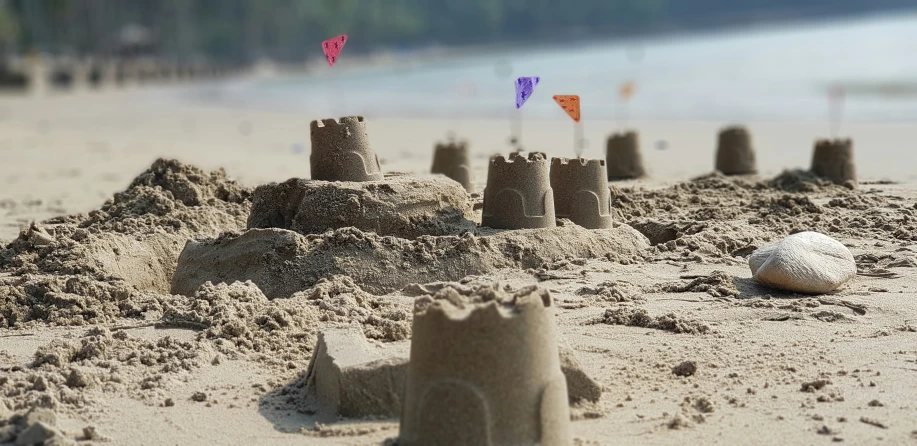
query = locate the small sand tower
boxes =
[715,126,757,175]
[550,157,613,229]
[399,285,572,446]
[431,140,473,192]
[606,131,646,180]
[482,152,556,230]
[310,116,383,182]
[811,138,856,185]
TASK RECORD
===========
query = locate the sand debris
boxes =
[596,307,710,334]
[657,271,739,297]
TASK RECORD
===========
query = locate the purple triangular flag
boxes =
[515,76,540,109]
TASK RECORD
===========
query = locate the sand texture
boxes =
[247,174,474,239]
[2,91,917,445]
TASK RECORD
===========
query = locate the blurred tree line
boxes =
[0,0,911,63]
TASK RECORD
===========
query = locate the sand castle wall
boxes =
[310,116,384,182]
[482,152,556,230]
[431,140,473,192]
[811,138,856,185]
[246,174,474,239]
[715,126,757,175]
[606,131,646,180]
[550,157,613,229]
[399,285,571,445]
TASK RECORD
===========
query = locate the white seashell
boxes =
[749,231,856,294]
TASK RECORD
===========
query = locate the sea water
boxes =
[196,11,917,123]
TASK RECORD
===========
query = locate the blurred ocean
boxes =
[190,12,917,122]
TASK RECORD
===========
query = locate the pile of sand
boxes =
[170,223,649,297]
[0,159,251,328]
[615,170,914,264]
[3,159,915,443]
[247,174,475,239]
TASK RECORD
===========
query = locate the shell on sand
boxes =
[749,231,855,294]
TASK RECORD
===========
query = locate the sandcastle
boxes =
[399,286,571,445]
[310,116,383,182]
[431,139,473,192]
[810,138,856,184]
[606,131,646,180]
[549,157,613,229]
[482,152,556,230]
[715,126,757,175]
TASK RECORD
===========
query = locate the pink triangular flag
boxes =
[322,34,348,67]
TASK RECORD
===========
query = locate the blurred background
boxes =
[3,0,917,241]
[2,0,917,121]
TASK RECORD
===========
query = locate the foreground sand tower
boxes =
[606,131,646,180]
[431,140,473,192]
[482,152,556,230]
[811,138,856,184]
[549,158,613,229]
[310,116,383,182]
[399,286,572,446]
[715,126,757,175]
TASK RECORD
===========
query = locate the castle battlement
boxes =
[814,138,852,150]
[434,140,468,153]
[720,126,748,137]
[414,285,552,326]
[610,130,638,140]
[489,152,547,173]
[310,115,367,133]
[551,157,605,169]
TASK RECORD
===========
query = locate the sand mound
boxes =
[610,170,915,263]
[0,159,250,327]
[247,174,474,238]
[170,224,650,297]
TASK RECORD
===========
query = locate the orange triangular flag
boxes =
[619,81,635,100]
[553,95,580,122]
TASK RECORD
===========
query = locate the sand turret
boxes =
[715,126,757,175]
[606,131,646,180]
[310,116,383,182]
[811,138,856,185]
[482,152,556,230]
[550,157,613,229]
[431,140,473,192]
[399,285,571,446]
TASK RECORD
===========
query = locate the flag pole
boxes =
[574,121,583,158]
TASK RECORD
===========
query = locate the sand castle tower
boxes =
[715,126,757,175]
[606,131,646,180]
[431,140,473,192]
[549,157,613,229]
[310,116,383,182]
[811,138,856,184]
[482,152,556,230]
[399,285,572,446]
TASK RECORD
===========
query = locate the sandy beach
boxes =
[2,85,917,445]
